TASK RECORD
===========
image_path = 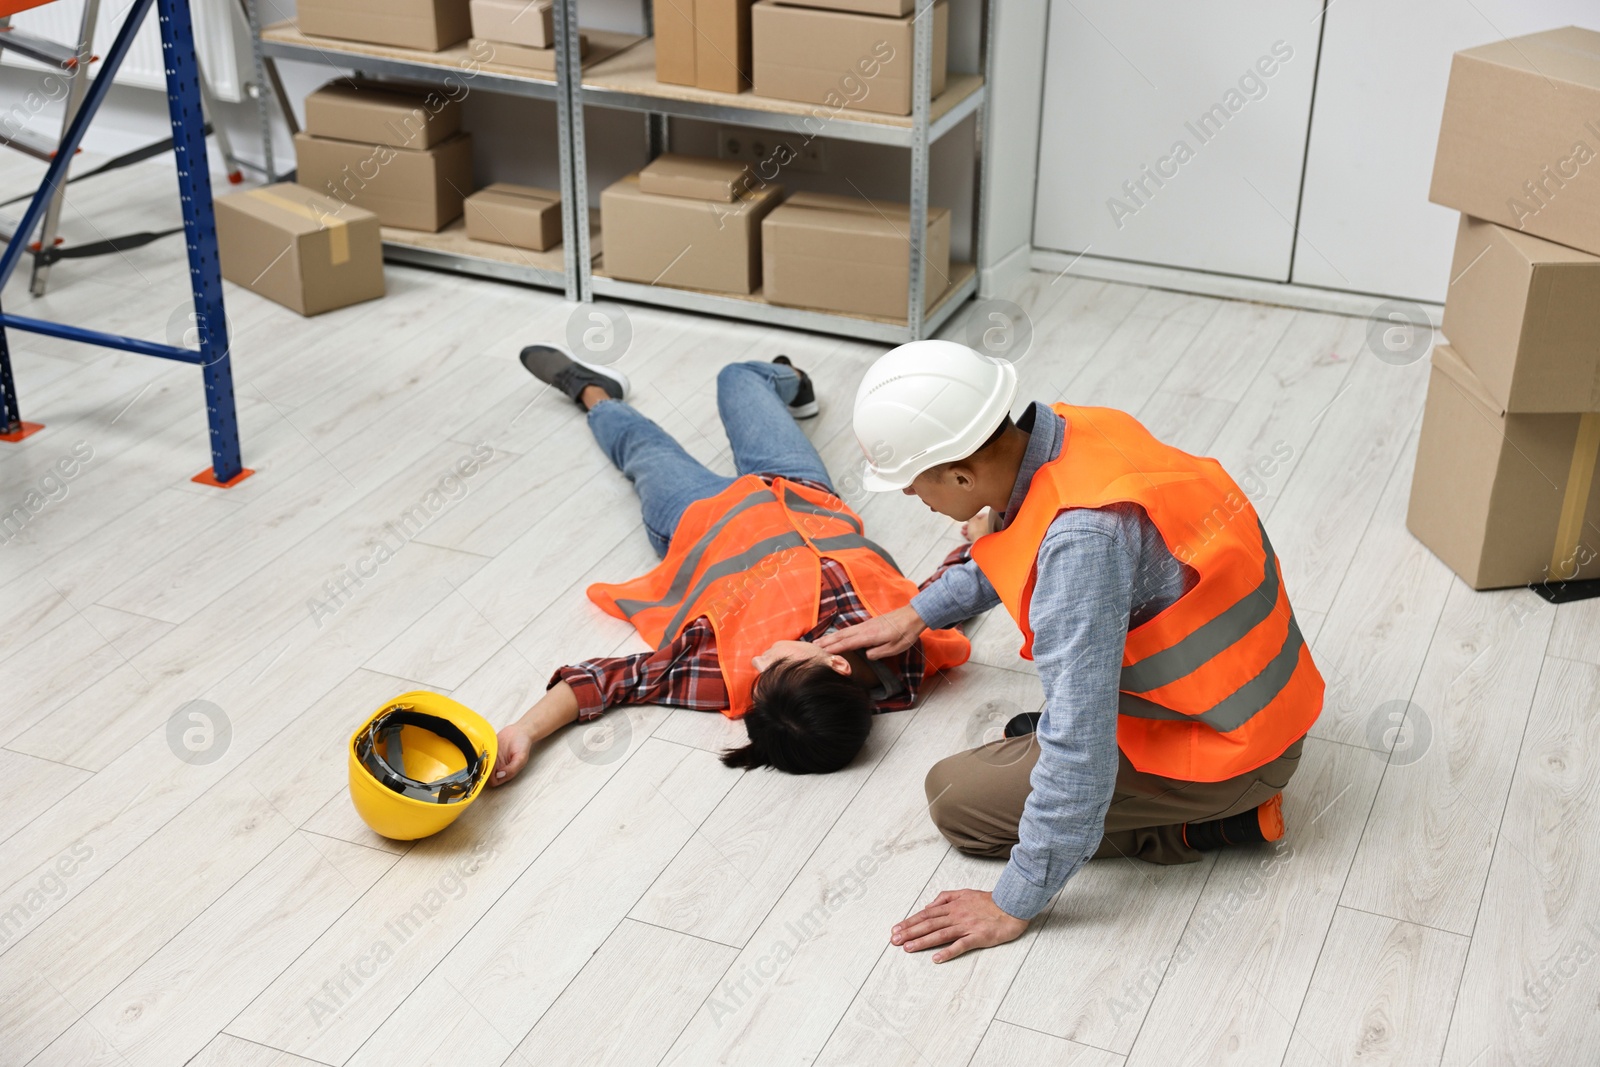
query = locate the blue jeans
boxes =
[587,361,835,557]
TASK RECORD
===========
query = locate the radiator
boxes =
[2,0,247,102]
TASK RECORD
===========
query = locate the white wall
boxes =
[1028,0,1599,306]
[1033,0,1322,282]
[1292,0,1595,302]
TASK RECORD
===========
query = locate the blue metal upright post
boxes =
[157,0,244,484]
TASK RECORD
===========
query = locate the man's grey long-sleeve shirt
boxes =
[910,402,1193,920]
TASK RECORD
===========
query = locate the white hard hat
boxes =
[853,340,1018,491]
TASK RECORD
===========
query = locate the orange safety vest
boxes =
[588,475,970,718]
[970,403,1322,782]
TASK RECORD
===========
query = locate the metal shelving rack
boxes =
[247,0,990,341]
[253,9,594,299]
[568,0,990,342]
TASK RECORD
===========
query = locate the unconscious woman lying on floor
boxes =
[489,350,972,784]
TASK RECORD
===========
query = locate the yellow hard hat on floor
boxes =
[348,691,497,840]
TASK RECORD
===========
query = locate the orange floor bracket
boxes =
[0,420,44,442]
[191,466,255,488]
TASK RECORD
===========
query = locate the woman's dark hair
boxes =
[721,658,873,775]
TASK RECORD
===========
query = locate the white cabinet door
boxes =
[1031,0,1322,281]
[1292,0,1595,302]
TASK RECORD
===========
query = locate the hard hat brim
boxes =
[861,467,911,492]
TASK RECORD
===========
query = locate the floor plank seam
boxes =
[1123,852,1222,1061]
[1332,902,1472,941]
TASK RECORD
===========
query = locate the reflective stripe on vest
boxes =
[612,487,779,624]
[587,474,972,718]
[968,402,1322,781]
[1115,521,1303,739]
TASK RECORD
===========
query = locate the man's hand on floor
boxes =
[815,604,927,659]
[891,889,1029,963]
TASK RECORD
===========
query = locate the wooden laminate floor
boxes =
[0,153,1594,1067]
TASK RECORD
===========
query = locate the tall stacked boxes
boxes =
[1412,27,1600,588]
[653,0,753,92]
[295,79,473,233]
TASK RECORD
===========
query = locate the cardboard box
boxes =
[1408,344,1600,589]
[469,0,551,47]
[751,0,946,117]
[214,183,384,316]
[600,173,782,293]
[1443,216,1600,413]
[303,79,462,151]
[1430,27,1600,256]
[774,0,912,15]
[653,0,752,93]
[294,131,474,232]
[299,0,472,51]
[472,34,587,73]
[465,183,562,250]
[638,154,752,202]
[762,191,949,318]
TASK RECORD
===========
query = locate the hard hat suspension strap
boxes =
[357,706,486,804]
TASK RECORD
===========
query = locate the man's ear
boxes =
[826,653,853,677]
[945,463,979,490]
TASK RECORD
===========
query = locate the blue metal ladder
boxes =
[0,0,248,487]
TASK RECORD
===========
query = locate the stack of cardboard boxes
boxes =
[1411,26,1600,590]
[294,78,474,233]
[601,154,781,293]
[469,0,588,73]
[653,0,946,117]
[600,152,948,317]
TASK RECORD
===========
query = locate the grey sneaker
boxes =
[519,344,631,408]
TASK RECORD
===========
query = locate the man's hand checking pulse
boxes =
[815,603,928,659]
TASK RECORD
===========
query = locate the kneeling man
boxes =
[820,340,1323,962]
[492,348,970,784]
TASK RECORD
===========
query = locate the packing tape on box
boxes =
[1550,412,1600,578]
[249,189,351,265]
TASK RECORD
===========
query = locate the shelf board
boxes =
[591,260,976,342]
[580,38,983,146]
[379,214,599,290]
[259,22,645,99]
